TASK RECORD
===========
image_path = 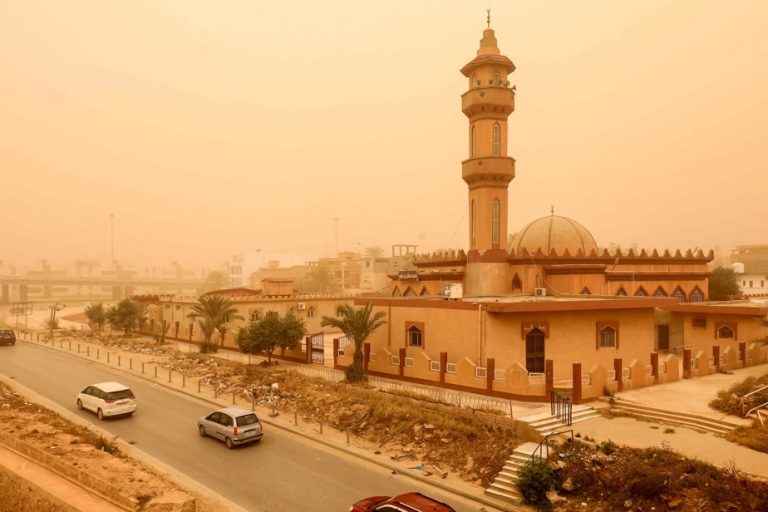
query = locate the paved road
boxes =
[0,342,487,512]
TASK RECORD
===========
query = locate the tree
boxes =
[364,246,385,259]
[321,303,386,382]
[709,266,741,301]
[297,266,339,294]
[106,299,145,336]
[188,295,244,353]
[84,302,107,333]
[204,270,229,292]
[152,320,171,344]
[236,311,306,363]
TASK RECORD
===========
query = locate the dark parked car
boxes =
[0,329,16,346]
[350,492,457,512]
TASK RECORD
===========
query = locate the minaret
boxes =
[460,14,515,254]
[461,13,516,296]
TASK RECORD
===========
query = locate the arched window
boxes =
[307,307,316,319]
[635,287,648,297]
[717,325,734,339]
[616,287,627,296]
[471,200,477,249]
[598,326,616,348]
[512,274,522,290]
[492,123,500,156]
[493,70,500,85]
[689,287,704,302]
[672,287,686,303]
[471,125,476,157]
[419,287,429,296]
[581,287,591,295]
[654,286,668,297]
[408,325,423,347]
[404,287,417,297]
[392,288,402,297]
[492,198,500,247]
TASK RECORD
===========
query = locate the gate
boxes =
[309,332,324,365]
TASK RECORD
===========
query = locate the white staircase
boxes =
[484,442,539,504]
[519,405,601,437]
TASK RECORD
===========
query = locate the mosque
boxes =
[339,19,768,402]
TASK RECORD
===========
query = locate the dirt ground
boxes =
[0,378,216,511]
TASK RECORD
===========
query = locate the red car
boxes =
[350,492,456,512]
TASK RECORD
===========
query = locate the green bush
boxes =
[600,439,617,455]
[517,458,554,511]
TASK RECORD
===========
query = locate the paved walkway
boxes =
[573,363,768,478]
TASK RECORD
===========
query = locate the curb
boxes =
[20,336,523,512]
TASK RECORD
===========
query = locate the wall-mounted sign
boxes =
[398,270,420,281]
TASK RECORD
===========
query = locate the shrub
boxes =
[600,439,617,455]
[344,363,366,383]
[517,458,554,511]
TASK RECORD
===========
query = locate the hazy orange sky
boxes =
[1,1,766,272]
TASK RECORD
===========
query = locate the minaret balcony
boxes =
[462,156,515,187]
[462,87,515,118]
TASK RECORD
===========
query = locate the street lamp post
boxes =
[49,303,65,342]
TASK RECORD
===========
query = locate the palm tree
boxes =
[188,295,244,353]
[321,303,386,382]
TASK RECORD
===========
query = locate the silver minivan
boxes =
[198,406,264,448]
[76,381,137,420]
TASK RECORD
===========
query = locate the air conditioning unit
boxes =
[297,303,306,310]
[442,283,463,299]
[534,288,547,297]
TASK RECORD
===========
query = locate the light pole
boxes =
[109,213,115,272]
[332,217,339,256]
[49,303,66,342]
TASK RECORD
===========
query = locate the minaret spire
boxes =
[487,8,491,28]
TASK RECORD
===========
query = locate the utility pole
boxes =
[110,213,115,272]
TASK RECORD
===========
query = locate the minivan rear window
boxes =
[106,389,134,400]
[236,414,259,426]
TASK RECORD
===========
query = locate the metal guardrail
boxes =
[550,390,572,426]
[532,428,574,464]
[739,384,768,417]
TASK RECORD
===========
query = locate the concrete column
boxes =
[439,352,447,384]
[305,337,312,364]
[332,338,339,368]
[363,343,370,371]
[398,348,406,377]
[545,359,554,396]
[683,349,691,379]
[572,363,582,404]
[713,345,720,372]
[651,352,659,383]
[614,358,623,391]
[20,285,28,302]
[739,342,746,367]
[486,358,495,392]
[1,284,9,304]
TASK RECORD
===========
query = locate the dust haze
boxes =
[1,0,766,272]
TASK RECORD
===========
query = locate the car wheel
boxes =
[97,409,104,421]
[198,425,206,437]
[76,399,83,410]
[225,437,234,449]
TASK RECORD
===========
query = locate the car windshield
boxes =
[236,413,259,426]
[0,330,12,336]
[106,389,134,400]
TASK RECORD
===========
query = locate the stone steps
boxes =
[521,405,602,437]
[602,397,741,435]
[484,442,541,504]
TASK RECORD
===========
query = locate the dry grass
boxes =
[0,470,69,512]
[553,442,768,511]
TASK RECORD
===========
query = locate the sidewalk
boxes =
[17,333,522,512]
[574,364,768,478]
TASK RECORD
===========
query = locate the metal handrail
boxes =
[745,401,768,419]
[531,428,574,463]
[743,384,768,400]
[550,390,573,426]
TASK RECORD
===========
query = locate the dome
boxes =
[510,214,598,256]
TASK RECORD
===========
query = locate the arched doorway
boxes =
[526,328,545,373]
